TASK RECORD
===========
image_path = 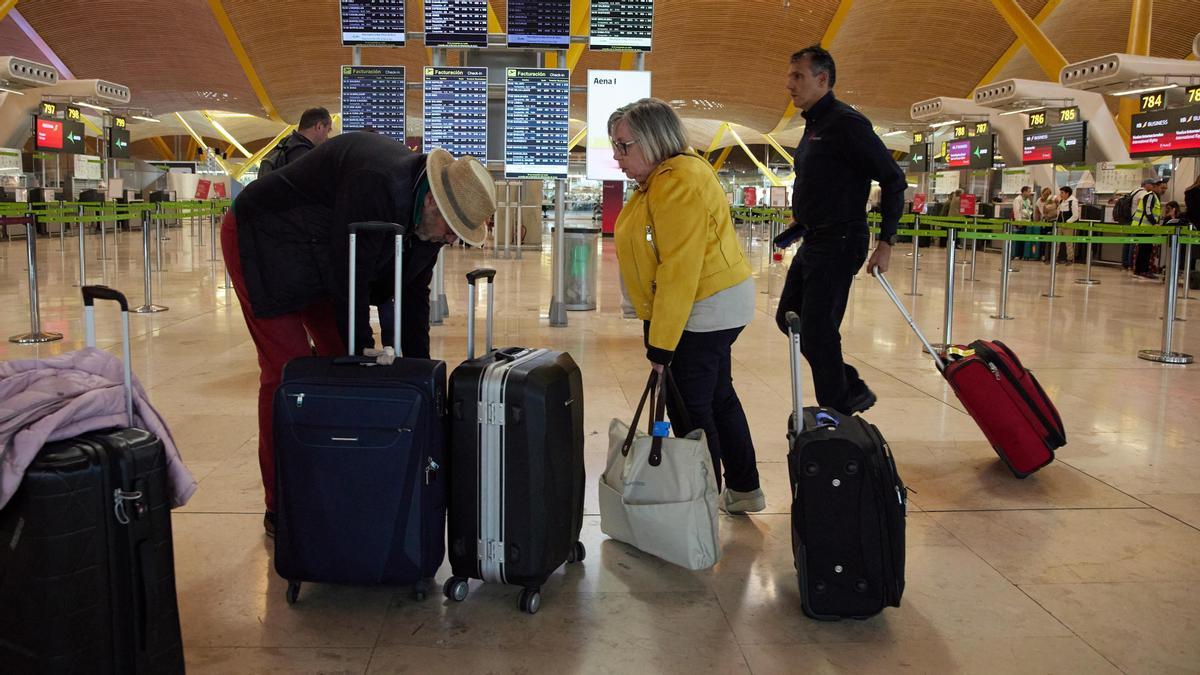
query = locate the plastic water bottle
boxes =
[768,251,786,312]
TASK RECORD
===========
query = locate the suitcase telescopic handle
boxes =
[347,221,405,358]
[873,268,946,372]
[81,285,135,428]
[785,311,803,424]
[466,268,496,360]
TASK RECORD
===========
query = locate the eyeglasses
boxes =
[610,138,638,156]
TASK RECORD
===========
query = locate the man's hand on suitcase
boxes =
[868,242,893,276]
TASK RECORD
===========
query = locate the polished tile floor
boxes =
[2,218,1198,674]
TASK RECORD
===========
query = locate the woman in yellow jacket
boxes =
[609,98,763,514]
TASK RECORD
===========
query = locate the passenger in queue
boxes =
[1037,187,1058,263]
[221,131,495,535]
[1132,177,1169,279]
[773,45,907,415]
[1011,186,1037,260]
[609,98,764,514]
[258,107,334,176]
[1056,185,1081,266]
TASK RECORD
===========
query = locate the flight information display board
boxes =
[946,139,971,168]
[341,66,406,140]
[1130,104,1200,157]
[507,0,570,48]
[968,133,994,170]
[34,117,85,153]
[907,142,929,173]
[109,127,130,158]
[590,0,654,51]
[423,66,488,158]
[1023,121,1087,165]
[340,0,406,46]
[425,0,488,48]
[504,68,570,179]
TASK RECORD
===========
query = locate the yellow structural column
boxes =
[975,0,1063,88]
[148,137,175,161]
[566,0,590,72]
[206,0,281,121]
[988,0,1068,81]
[1116,0,1153,145]
[0,0,18,23]
[711,146,734,171]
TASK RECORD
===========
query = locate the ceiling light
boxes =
[999,106,1044,116]
[929,119,961,128]
[74,101,111,112]
[0,86,25,96]
[210,112,255,118]
[1108,83,1179,97]
[131,115,161,123]
[881,130,905,137]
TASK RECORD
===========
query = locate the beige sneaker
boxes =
[719,488,766,514]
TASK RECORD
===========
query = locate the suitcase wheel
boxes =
[443,577,469,602]
[518,587,542,615]
[567,541,587,564]
[413,579,430,602]
[285,581,301,606]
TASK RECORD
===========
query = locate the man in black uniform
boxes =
[774,46,906,415]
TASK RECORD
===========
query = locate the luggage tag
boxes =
[813,411,840,429]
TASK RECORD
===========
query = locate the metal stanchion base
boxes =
[438,294,449,316]
[1075,278,1100,285]
[1042,293,1062,298]
[132,304,169,313]
[9,331,63,344]
[905,291,923,296]
[1137,349,1194,364]
[990,314,1014,320]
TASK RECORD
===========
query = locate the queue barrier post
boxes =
[907,216,922,296]
[1076,222,1100,286]
[931,226,956,352]
[1180,229,1194,301]
[990,224,1015,320]
[133,206,168,314]
[9,213,63,344]
[1138,229,1192,364]
[75,205,87,287]
[1043,222,1062,298]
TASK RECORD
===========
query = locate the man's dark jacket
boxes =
[232,132,442,357]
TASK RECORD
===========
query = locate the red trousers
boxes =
[220,211,345,512]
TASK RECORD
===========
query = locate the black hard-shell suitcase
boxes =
[0,286,184,673]
[784,311,907,621]
[443,269,586,614]
[273,222,447,604]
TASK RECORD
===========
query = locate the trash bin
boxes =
[563,227,599,311]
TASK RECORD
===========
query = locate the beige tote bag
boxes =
[600,370,721,570]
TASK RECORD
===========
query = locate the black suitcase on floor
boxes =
[443,269,586,614]
[274,222,446,604]
[0,286,184,673]
[784,311,907,621]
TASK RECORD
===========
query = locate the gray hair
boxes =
[607,98,688,166]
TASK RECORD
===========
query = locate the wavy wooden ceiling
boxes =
[5,0,1198,146]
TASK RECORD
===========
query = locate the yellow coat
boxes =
[614,150,752,360]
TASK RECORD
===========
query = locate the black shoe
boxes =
[843,387,877,415]
[264,511,276,538]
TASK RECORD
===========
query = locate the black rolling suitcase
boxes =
[443,268,586,614]
[273,222,447,604]
[0,286,184,674]
[784,311,907,621]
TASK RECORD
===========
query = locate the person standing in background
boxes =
[1133,178,1168,279]
[1056,186,1081,265]
[1011,186,1035,260]
[1037,187,1058,263]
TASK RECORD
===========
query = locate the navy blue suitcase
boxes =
[0,287,184,673]
[273,222,447,603]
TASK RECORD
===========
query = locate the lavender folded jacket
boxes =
[0,347,197,510]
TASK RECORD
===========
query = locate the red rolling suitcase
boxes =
[875,271,1065,477]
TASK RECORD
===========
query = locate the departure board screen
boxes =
[1130,104,1200,157]
[907,142,929,173]
[423,67,488,158]
[504,68,570,179]
[340,0,406,46]
[590,0,654,51]
[34,118,63,152]
[1023,122,1086,165]
[341,66,406,140]
[425,0,488,48]
[507,0,570,48]
[968,134,994,170]
[946,139,971,168]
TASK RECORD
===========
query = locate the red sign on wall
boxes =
[912,193,927,214]
[959,193,977,215]
[742,186,757,207]
[36,119,63,150]
[194,179,212,199]
[212,182,227,198]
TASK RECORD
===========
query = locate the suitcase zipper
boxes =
[424,457,439,485]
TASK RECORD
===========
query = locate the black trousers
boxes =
[774,231,870,412]
[1134,242,1155,276]
[657,325,760,493]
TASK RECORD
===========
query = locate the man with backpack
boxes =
[258,107,333,176]
[1130,177,1168,279]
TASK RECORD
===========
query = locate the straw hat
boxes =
[426,148,495,247]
